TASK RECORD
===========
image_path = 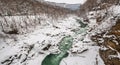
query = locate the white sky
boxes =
[45,0,86,4]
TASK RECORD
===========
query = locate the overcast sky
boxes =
[45,0,86,4]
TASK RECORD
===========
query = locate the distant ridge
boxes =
[0,0,71,17]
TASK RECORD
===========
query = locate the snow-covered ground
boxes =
[0,5,120,65]
[0,15,104,65]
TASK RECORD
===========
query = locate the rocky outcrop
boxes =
[92,18,120,65]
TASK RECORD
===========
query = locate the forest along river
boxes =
[42,19,88,65]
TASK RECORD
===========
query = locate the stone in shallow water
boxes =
[76,19,88,28]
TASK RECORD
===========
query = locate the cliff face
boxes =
[91,18,120,65]
[101,19,120,65]
[77,0,120,65]
[88,4,120,65]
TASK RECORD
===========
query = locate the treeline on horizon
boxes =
[0,0,74,18]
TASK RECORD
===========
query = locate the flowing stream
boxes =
[41,19,88,65]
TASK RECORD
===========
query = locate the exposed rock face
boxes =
[108,19,120,36]
[92,18,120,65]
[78,1,120,64]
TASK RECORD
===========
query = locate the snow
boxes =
[45,0,87,4]
[109,5,120,16]
[0,4,120,65]
[61,47,104,65]
[0,15,105,65]
[0,14,104,65]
